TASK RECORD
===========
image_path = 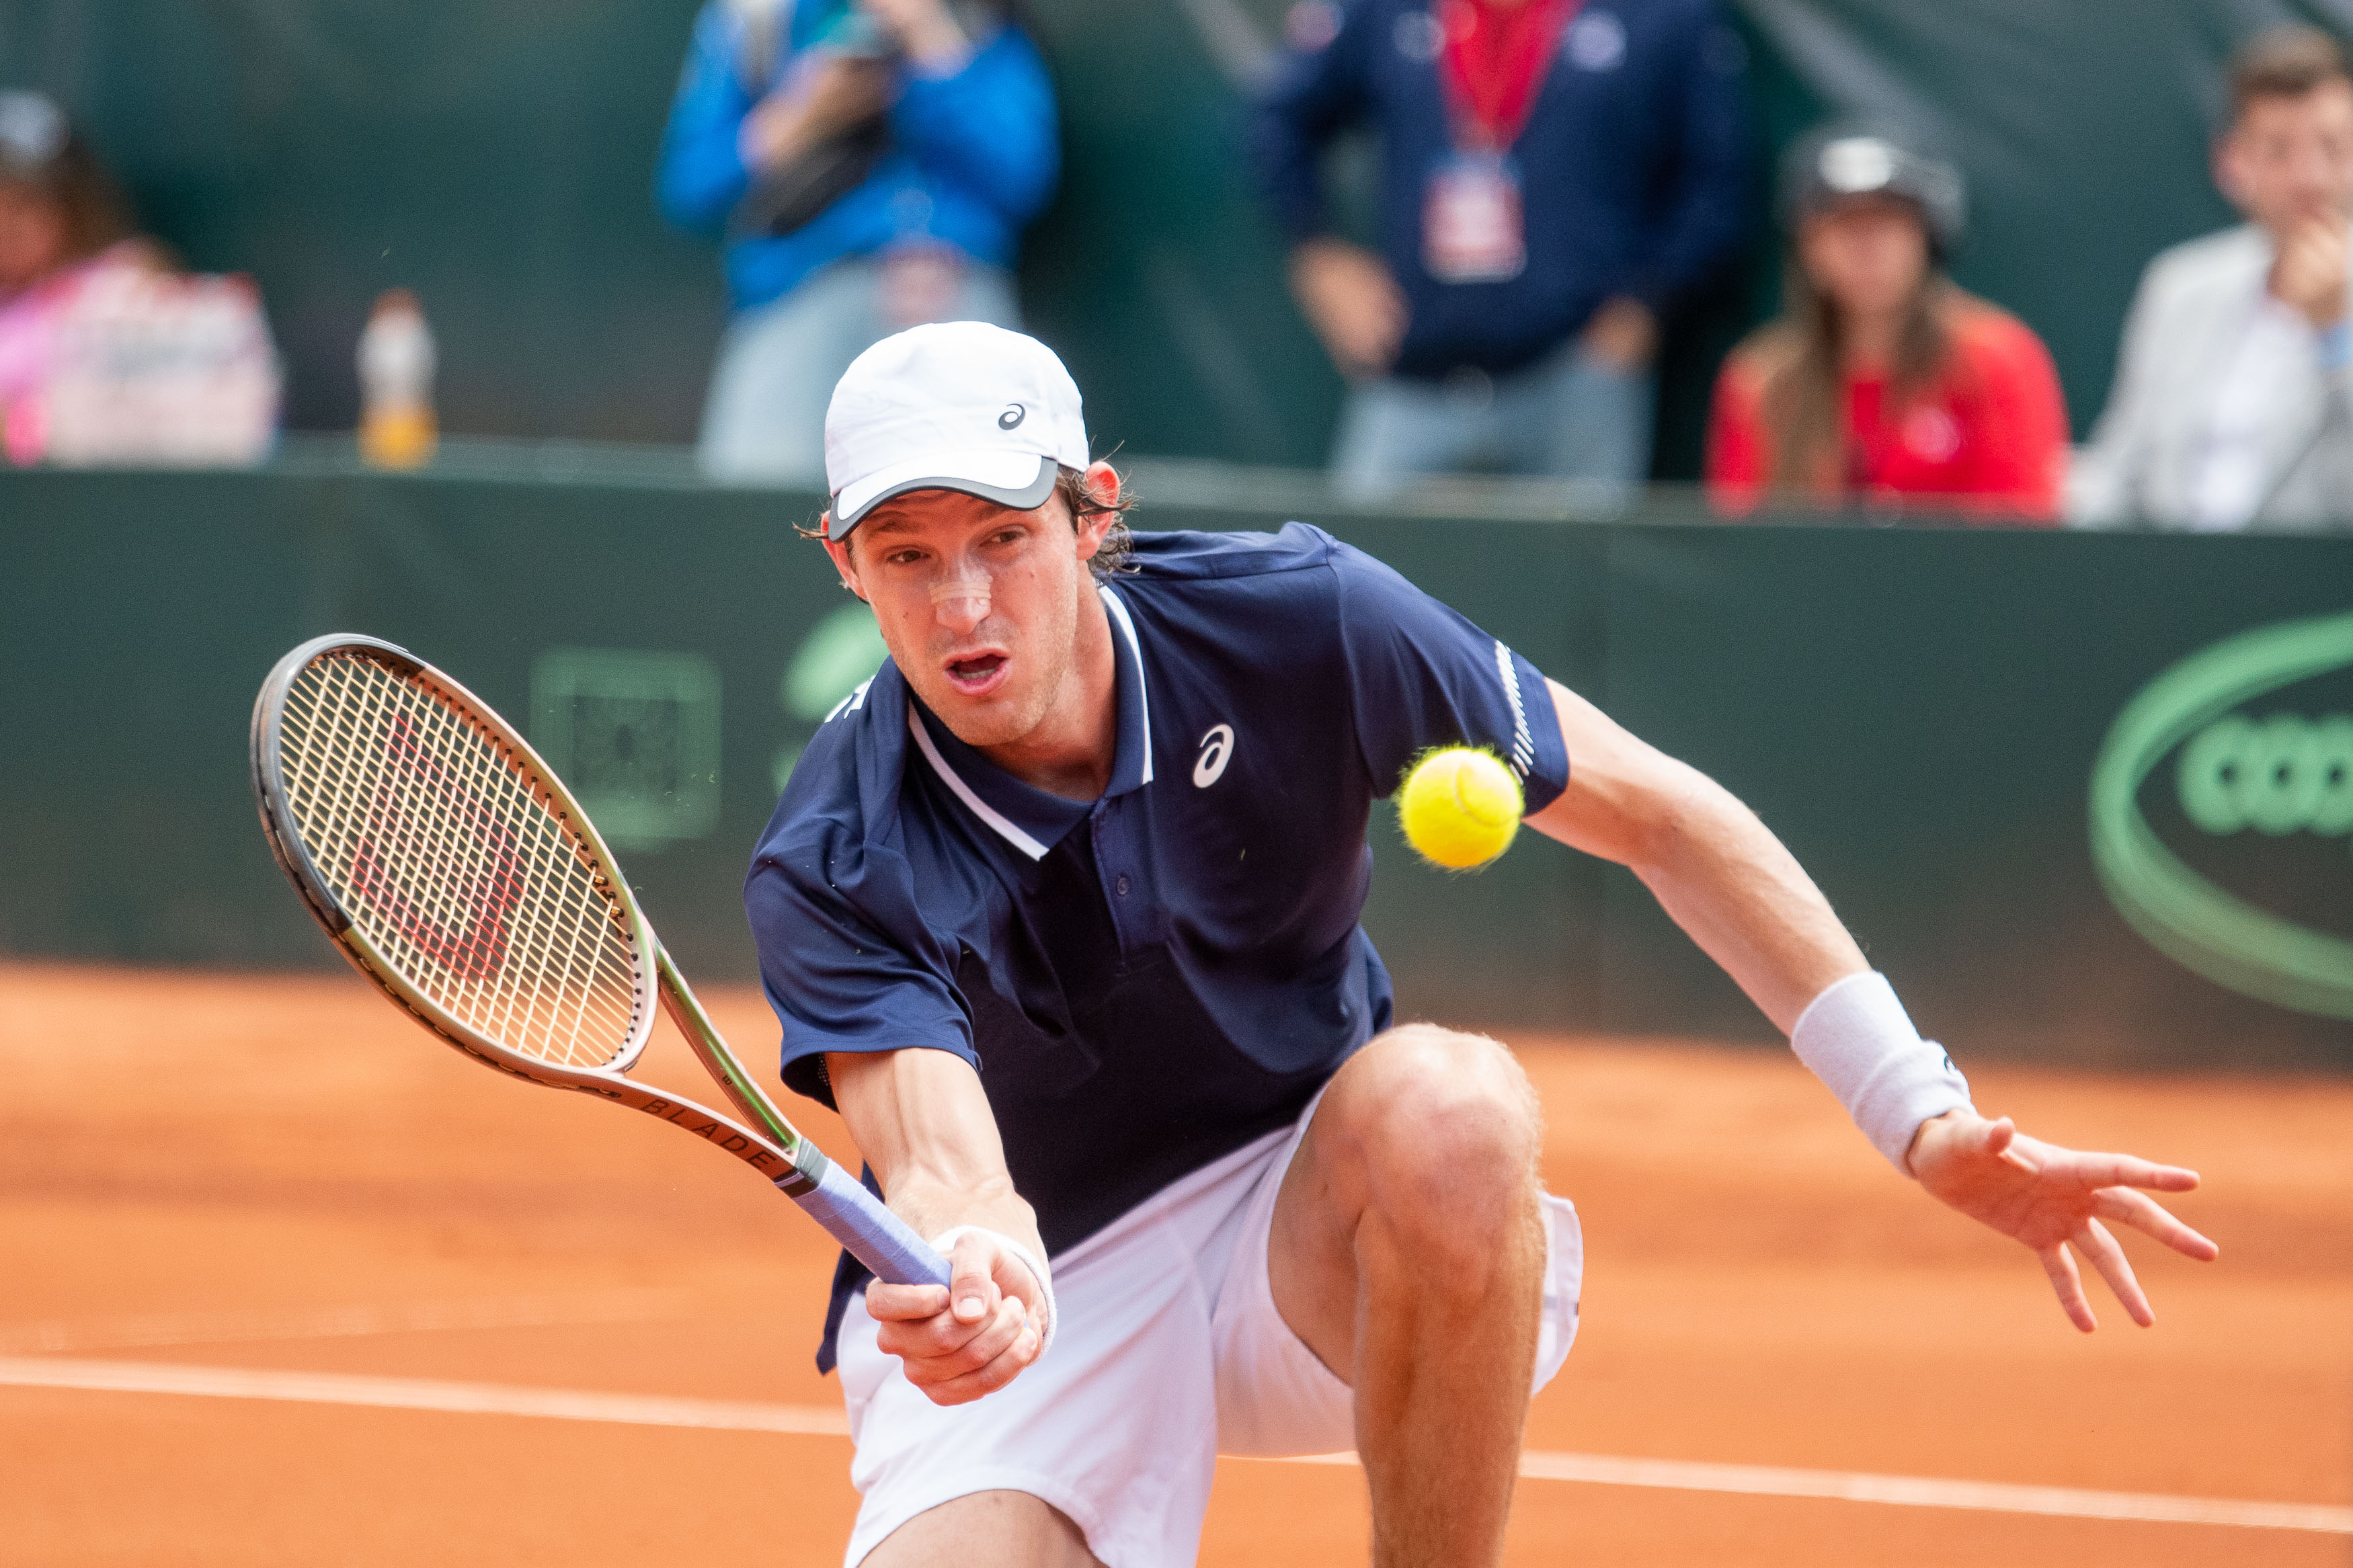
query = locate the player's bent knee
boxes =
[1332,1025,1542,1216]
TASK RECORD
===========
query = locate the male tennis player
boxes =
[747,323,2219,1568]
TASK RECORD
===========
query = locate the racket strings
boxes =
[275,651,642,1069]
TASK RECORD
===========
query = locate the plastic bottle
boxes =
[358,288,436,468]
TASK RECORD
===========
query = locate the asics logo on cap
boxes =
[998,403,1025,429]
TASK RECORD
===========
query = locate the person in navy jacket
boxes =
[1254,0,1751,496]
[657,0,1058,483]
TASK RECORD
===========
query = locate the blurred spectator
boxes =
[2071,28,2353,532]
[1706,129,2066,522]
[0,93,276,467]
[659,0,1058,485]
[0,91,148,462]
[1254,0,1749,499]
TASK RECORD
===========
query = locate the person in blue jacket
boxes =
[1254,0,1750,497]
[658,0,1058,482]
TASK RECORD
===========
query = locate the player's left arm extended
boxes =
[1525,679,2219,1330]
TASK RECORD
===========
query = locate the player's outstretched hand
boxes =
[867,1231,1045,1405]
[1908,1110,2219,1333]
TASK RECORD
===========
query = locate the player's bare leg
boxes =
[863,1489,1103,1567]
[1269,1024,1548,1567]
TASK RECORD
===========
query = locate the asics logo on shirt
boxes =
[998,403,1026,429]
[1193,724,1235,787]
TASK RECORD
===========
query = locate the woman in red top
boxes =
[1707,129,2068,522]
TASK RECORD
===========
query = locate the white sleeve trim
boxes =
[929,1225,1058,1358]
[1492,640,1535,784]
[1789,971,1972,1174]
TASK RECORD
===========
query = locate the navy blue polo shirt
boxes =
[745,523,1569,1368]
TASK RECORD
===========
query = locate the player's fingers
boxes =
[2038,1241,2098,1333]
[1985,1118,2042,1178]
[1981,1116,2016,1157]
[2090,1186,2219,1260]
[873,1290,1011,1362]
[917,1311,1043,1407]
[949,1235,1004,1325]
[863,1280,951,1323]
[2075,1218,2153,1328]
[2070,1152,2198,1193]
[899,1296,1028,1387]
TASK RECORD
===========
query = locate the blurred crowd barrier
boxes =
[0,1,2310,487]
[2,452,2345,1071]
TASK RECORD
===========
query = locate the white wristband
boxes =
[929,1225,1058,1359]
[1789,971,1972,1174]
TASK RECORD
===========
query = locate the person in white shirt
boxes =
[2071,27,2353,532]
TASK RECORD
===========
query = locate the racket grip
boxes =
[789,1159,953,1288]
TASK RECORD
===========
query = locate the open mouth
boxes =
[944,653,1008,694]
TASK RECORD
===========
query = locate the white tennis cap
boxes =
[823,322,1090,540]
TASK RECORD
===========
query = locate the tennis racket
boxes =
[250,632,949,1289]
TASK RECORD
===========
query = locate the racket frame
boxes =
[250,633,818,1192]
[253,634,951,1288]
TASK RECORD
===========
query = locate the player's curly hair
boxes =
[801,462,1139,581]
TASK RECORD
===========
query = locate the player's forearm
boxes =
[1628,766,1866,1034]
[1533,682,1972,1165]
[825,1047,1043,1253]
[1634,775,1979,1170]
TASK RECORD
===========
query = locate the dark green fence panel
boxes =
[5,466,2348,1073]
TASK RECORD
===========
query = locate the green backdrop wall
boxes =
[0,1,2326,472]
[5,464,2348,1075]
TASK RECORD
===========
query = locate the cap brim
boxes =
[829,451,1058,540]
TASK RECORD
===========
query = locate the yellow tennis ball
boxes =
[1398,747,1523,870]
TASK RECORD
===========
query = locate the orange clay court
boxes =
[0,961,2346,1567]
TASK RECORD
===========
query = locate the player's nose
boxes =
[930,563,993,631]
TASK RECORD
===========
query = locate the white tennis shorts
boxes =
[834,1088,1583,1568]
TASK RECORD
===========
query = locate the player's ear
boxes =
[1072,462,1121,561]
[822,532,867,601]
[1082,460,1121,512]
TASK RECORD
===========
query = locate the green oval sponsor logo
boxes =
[783,604,891,723]
[2088,609,2353,1020]
[772,604,891,794]
[2176,712,2353,839]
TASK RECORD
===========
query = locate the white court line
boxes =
[0,1358,848,1437]
[1,1357,2343,1535]
[0,1290,690,1356]
[1281,1450,2352,1534]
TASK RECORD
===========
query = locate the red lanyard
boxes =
[1436,0,1580,153]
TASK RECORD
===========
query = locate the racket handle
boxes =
[788,1159,953,1288]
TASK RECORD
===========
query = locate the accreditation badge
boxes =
[1421,151,1525,284]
